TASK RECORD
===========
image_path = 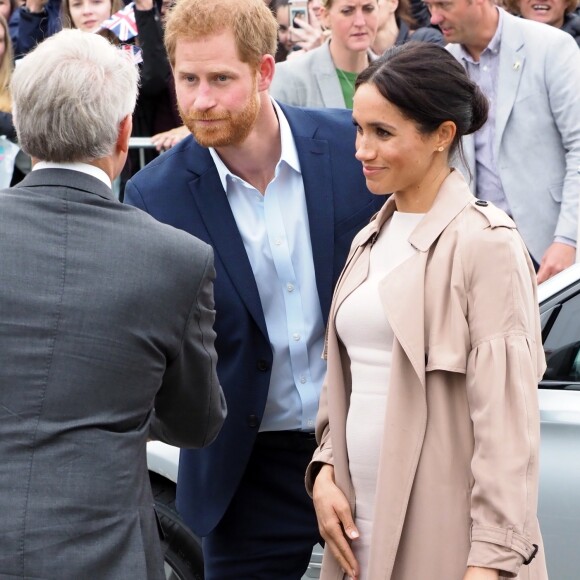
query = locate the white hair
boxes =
[11,29,139,162]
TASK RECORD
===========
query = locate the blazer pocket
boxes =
[335,199,381,240]
[426,344,467,374]
[548,181,564,203]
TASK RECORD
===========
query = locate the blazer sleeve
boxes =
[458,224,546,577]
[149,245,227,448]
[124,178,148,211]
[544,31,580,245]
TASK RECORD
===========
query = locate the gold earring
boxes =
[437,146,444,152]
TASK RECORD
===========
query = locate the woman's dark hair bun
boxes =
[466,86,489,135]
[355,43,489,154]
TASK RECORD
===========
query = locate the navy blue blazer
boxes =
[124,104,384,536]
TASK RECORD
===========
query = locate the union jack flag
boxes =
[120,44,143,65]
[99,2,138,42]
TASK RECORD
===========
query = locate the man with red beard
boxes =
[124,0,383,577]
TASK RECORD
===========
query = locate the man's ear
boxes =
[117,115,133,154]
[257,54,276,92]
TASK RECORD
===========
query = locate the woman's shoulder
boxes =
[275,42,331,75]
[451,200,531,279]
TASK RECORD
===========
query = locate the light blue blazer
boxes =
[448,10,580,261]
[270,40,349,109]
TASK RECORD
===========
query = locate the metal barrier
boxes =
[129,137,157,170]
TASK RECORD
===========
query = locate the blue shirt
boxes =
[209,101,325,432]
[459,8,510,215]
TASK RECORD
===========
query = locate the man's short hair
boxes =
[164,0,278,69]
[11,29,139,163]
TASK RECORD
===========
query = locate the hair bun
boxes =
[466,86,489,135]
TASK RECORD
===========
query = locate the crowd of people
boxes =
[1,0,580,579]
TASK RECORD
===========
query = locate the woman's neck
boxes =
[329,40,370,73]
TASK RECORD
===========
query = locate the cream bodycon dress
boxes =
[335,211,424,579]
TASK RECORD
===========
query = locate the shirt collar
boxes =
[459,6,504,63]
[32,161,112,188]
[208,98,301,193]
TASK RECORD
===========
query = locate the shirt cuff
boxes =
[554,236,576,248]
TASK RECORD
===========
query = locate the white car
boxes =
[148,263,580,580]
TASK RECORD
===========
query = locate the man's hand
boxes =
[313,464,360,579]
[537,241,576,284]
[151,125,190,152]
[288,18,330,53]
[463,566,500,580]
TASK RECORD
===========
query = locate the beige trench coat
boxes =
[307,171,548,580]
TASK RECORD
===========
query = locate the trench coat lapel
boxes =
[332,172,473,387]
[369,172,474,578]
[381,172,473,382]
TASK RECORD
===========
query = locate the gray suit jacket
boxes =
[270,40,348,108]
[0,169,226,579]
[448,10,580,261]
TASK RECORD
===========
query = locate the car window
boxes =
[542,291,580,389]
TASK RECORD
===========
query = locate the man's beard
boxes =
[180,87,261,148]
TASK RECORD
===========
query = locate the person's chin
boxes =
[348,36,371,53]
[440,27,461,43]
[365,179,389,196]
[193,130,230,148]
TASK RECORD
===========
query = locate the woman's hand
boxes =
[463,566,500,580]
[313,464,360,579]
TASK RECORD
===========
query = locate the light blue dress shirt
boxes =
[209,101,325,432]
[460,8,509,215]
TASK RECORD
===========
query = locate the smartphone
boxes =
[289,0,309,29]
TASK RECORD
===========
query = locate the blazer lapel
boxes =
[495,14,525,155]
[312,42,347,108]
[187,151,268,340]
[316,73,346,108]
[283,106,336,323]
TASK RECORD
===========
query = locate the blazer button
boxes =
[475,200,488,207]
[247,415,259,428]
[257,359,270,372]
